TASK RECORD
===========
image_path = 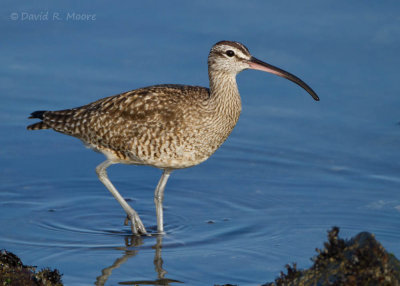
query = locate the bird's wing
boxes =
[36,84,210,153]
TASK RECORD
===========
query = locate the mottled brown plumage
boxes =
[28,84,238,169]
[28,41,319,235]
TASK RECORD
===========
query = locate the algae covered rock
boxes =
[0,249,63,286]
[264,227,400,286]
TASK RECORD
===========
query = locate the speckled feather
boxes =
[28,83,241,169]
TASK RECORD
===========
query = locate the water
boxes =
[1,1,400,285]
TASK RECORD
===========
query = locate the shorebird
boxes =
[27,41,319,235]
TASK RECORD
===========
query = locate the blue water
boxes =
[1,1,400,285]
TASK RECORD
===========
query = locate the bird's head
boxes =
[208,41,319,101]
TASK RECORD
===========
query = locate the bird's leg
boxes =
[96,160,147,235]
[154,169,172,234]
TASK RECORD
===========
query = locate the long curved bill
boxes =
[248,57,319,101]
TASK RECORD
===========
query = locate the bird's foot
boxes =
[124,213,147,235]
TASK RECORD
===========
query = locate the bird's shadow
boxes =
[95,233,183,286]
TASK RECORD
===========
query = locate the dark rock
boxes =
[263,227,400,286]
[0,249,63,286]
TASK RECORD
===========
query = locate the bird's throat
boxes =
[208,71,242,121]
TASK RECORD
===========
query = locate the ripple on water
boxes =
[0,173,291,255]
[0,178,193,249]
[1,142,400,285]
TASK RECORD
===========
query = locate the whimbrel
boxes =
[27,41,319,235]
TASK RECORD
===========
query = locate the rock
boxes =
[0,249,63,286]
[263,227,400,286]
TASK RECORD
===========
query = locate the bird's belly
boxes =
[133,140,217,169]
[86,113,237,169]
[91,134,219,169]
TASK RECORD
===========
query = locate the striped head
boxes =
[208,40,319,101]
[208,41,252,75]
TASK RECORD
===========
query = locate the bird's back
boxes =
[28,84,239,169]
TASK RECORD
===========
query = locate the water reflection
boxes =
[95,235,183,286]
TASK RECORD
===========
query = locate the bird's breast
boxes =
[120,107,240,169]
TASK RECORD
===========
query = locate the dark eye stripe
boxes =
[215,41,250,55]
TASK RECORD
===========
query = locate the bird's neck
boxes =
[208,70,242,119]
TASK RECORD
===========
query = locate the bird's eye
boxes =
[226,50,235,57]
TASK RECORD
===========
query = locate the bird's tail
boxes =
[27,110,51,130]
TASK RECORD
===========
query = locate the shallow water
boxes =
[1,1,400,285]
